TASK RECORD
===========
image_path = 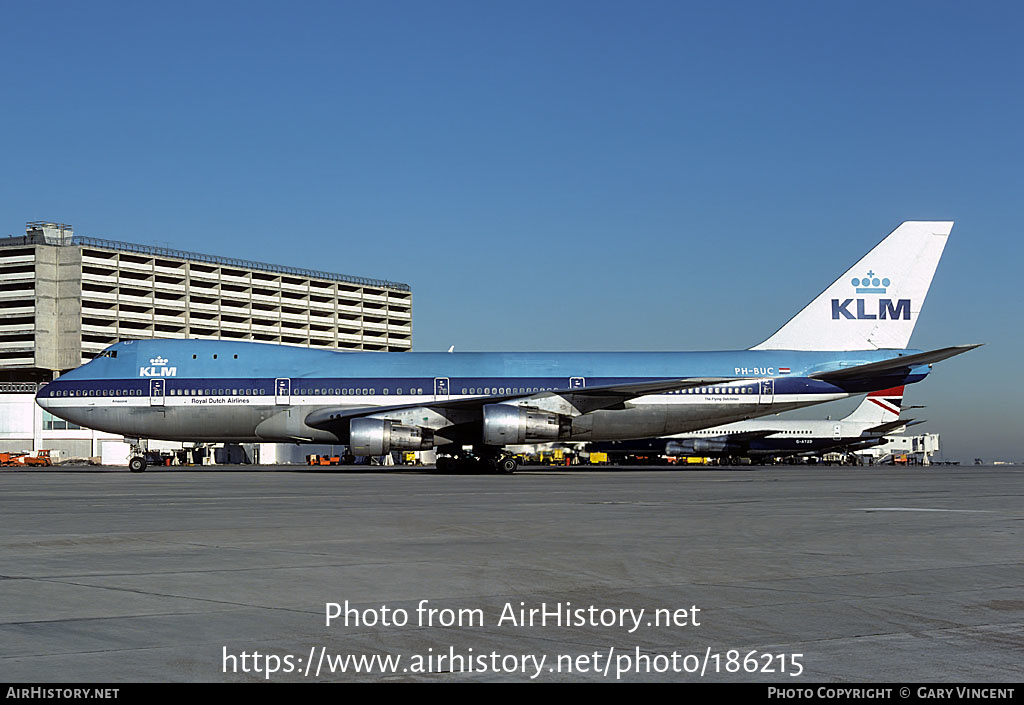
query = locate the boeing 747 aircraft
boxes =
[588,386,921,462]
[36,221,977,472]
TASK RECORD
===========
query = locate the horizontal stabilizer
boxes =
[811,344,981,383]
[863,418,920,435]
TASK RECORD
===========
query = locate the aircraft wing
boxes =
[862,418,924,435]
[840,437,893,451]
[304,376,736,435]
[810,344,981,383]
[523,376,738,415]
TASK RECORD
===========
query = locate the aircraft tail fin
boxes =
[842,386,904,424]
[750,221,953,351]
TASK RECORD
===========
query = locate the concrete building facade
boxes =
[0,221,413,460]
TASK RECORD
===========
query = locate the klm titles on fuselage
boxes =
[139,357,177,377]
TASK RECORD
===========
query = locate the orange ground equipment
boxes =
[1,450,52,466]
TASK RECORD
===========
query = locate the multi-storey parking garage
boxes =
[0,221,412,459]
[0,221,412,377]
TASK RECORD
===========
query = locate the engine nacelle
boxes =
[349,418,433,456]
[482,404,563,445]
[665,438,730,456]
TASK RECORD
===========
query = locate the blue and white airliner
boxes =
[36,221,978,473]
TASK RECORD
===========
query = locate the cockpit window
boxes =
[97,350,118,359]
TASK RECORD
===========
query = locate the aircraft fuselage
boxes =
[37,339,928,446]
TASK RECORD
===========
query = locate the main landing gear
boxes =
[435,446,517,474]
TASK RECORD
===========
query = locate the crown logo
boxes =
[851,271,890,294]
[150,356,168,366]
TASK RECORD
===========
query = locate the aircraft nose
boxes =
[35,384,53,410]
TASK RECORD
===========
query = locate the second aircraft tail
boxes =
[842,386,904,424]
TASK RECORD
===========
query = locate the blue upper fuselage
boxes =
[42,338,930,398]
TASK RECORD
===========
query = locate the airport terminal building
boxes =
[0,221,413,460]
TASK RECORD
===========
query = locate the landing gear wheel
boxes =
[128,456,147,473]
[499,457,517,474]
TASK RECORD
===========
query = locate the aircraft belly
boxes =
[156,406,268,441]
[568,405,749,441]
[62,406,270,442]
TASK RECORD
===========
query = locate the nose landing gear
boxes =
[127,439,148,473]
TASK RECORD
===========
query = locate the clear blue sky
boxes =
[1,1,1020,462]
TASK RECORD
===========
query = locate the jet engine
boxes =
[482,404,565,445]
[349,418,434,456]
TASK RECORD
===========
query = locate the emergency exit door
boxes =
[275,378,291,405]
[149,379,165,406]
[434,377,450,401]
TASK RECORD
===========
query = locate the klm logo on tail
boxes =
[831,272,910,321]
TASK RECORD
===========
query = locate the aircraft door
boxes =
[434,377,450,401]
[758,379,774,405]
[149,379,165,407]
[275,378,291,406]
[569,377,585,389]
